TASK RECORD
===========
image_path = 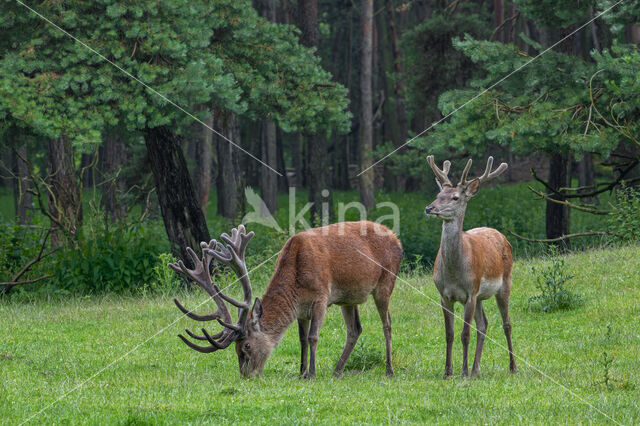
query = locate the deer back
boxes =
[259,221,402,325]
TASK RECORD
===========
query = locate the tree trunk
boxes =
[194,113,214,214]
[630,24,640,44]
[11,144,32,224]
[307,133,332,225]
[386,0,407,191]
[494,0,505,42]
[577,153,598,205]
[80,152,94,190]
[359,0,375,210]
[545,153,571,248]
[100,133,127,221]
[297,0,333,223]
[145,126,210,262]
[215,113,244,220]
[260,119,278,215]
[291,133,303,187]
[48,136,82,245]
[276,129,289,192]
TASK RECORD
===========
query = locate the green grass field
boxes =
[2,245,639,424]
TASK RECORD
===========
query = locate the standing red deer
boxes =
[171,221,402,378]
[425,156,516,378]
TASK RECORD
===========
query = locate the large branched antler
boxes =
[170,225,255,354]
[459,156,508,187]
[426,155,452,189]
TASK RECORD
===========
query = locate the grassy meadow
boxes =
[2,245,639,424]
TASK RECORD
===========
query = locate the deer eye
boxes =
[244,343,251,352]
[452,195,459,201]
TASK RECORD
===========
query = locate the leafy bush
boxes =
[528,246,583,312]
[147,252,181,295]
[51,221,169,294]
[608,184,640,243]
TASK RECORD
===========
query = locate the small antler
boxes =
[460,156,508,187]
[426,155,453,189]
[170,225,255,354]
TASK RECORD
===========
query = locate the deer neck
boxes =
[439,214,465,271]
[259,284,298,344]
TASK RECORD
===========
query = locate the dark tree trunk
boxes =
[386,0,407,191]
[258,0,279,213]
[494,0,505,42]
[145,126,210,262]
[291,133,303,187]
[297,0,333,223]
[577,153,598,204]
[276,128,289,192]
[307,133,333,225]
[48,136,82,245]
[630,24,640,44]
[194,113,214,215]
[298,0,318,47]
[11,144,32,224]
[545,153,571,248]
[80,152,94,189]
[100,133,127,221]
[215,113,244,220]
[260,119,278,215]
[359,0,375,210]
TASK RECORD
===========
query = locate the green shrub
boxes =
[608,184,640,243]
[147,252,181,295]
[528,246,583,312]
[51,221,169,293]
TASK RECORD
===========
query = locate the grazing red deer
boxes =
[170,221,402,378]
[425,156,516,378]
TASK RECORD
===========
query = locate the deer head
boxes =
[425,155,508,221]
[170,225,274,377]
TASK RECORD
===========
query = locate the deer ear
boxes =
[464,179,480,197]
[250,298,263,328]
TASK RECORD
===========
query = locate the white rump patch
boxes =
[477,276,502,300]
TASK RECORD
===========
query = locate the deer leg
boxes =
[471,301,488,377]
[333,306,362,377]
[461,296,477,378]
[298,318,310,377]
[306,302,327,380]
[374,289,394,377]
[441,298,455,379]
[496,292,517,373]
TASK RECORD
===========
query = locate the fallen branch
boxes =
[507,229,613,243]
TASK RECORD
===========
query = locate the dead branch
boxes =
[527,186,612,214]
[530,160,639,199]
[0,229,57,295]
[507,230,613,243]
[490,11,521,41]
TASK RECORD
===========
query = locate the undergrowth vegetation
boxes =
[528,246,583,312]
